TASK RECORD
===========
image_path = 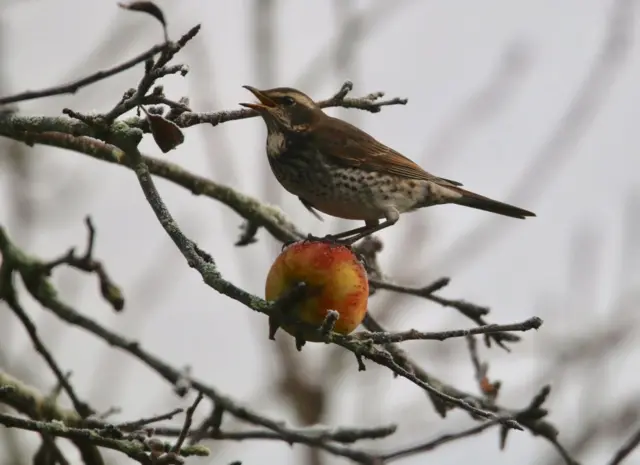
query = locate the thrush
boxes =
[240,86,535,244]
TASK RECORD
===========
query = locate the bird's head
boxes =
[240,86,323,133]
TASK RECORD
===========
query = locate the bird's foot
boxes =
[280,233,353,251]
[281,237,300,251]
[303,233,355,248]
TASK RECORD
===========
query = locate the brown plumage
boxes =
[240,86,535,243]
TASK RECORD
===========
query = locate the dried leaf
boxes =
[142,108,185,153]
[118,1,168,41]
[480,377,495,393]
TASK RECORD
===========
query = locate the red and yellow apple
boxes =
[265,241,369,342]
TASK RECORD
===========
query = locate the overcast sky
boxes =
[1,1,639,464]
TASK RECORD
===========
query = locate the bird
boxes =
[240,85,535,244]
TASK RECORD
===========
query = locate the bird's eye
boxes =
[281,96,296,106]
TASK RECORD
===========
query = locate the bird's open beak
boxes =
[240,85,276,111]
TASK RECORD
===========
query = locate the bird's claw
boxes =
[281,237,299,251]
[303,233,354,248]
[281,234,357,250]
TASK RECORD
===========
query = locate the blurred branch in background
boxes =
[294,0,415,92]
[431,0,635,274]
[530,199,640,465]
[1,2,638,465]
[421,40,532,171]
[365,13,535,347]
[0,5,54,464]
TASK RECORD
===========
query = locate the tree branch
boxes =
[380,420,500,462]
[0,43,168,106]
[0,255,93,418]
[607,426,640,465]
[0,413,208,463]
[41,216,124,311]
[0,370,396,447]
[0,370,390,464]
[368,277,522,348]
[355,317,542,344]
[360,313,575,464]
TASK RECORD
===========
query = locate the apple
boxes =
[265,240,369,344]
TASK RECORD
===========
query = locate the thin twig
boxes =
[171,392,204,453]
[0,43,167,105]
[116,408,184,431]
[0,413,207,460]
[42,216,124,311]
[355,317,542,343]
[360,313,572,462]
[103,25,201,122]
[368,277,522,348]
[607,426,640,465]
[368,278,485,315]
[380,420,500,462]
[329,333,523,430]
[467,335,500,402]
[1,289,93,417]
[122,79,408,129]
[159,423,398,445]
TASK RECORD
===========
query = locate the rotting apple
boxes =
[265,240,369,345]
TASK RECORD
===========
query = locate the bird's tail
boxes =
[449,186,535,219]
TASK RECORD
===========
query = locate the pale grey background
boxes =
[1,1,639,464]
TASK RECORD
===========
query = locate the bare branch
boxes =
[41,216,125,311]
[171,393,204,453]
[0,43,167,106]
[1,370,395,451]
[0,413,208,462]
[355,317,542,344]
[369,277,522,349]
[380,420,500,462]
[360,313,572,462]
[122,80,408,129]
[0,281,93,418]
[466,335,501,403]
[103,25,201,122]
[115,408,184,431]
[607,426,640,465]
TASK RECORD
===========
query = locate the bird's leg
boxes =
[321,210,400,246]
[323,221,380,240]
[302,221,377,246]
[303,226,372,247]
[331,220,392,245]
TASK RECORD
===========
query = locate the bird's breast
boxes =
[266,142,334,196]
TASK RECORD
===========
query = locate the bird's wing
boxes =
[312,116,463,187]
